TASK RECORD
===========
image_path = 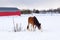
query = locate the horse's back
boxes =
[28,17,34,24]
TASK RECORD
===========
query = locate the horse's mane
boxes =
[34,16,39,24]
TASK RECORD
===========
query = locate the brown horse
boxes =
[27,16,41,31]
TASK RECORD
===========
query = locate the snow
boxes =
[0,32,60,40]
[0,13,60,40]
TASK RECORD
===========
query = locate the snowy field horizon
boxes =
[0,13,60,40]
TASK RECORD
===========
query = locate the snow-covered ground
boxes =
[0,13,60,40]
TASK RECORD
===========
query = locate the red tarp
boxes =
[0,11,21,16]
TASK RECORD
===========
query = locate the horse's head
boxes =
[38,23,41,30]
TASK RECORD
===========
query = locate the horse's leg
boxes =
[34,25,36,31]
[27,23,32,31]
[27,25,29,29]
[32,24,35,31]
[29,23,33,31]
[29,23,34,31]
[27,22,29,29]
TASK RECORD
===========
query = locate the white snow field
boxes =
[0,13,60,40]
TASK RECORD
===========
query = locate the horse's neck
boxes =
[34,17,39,24]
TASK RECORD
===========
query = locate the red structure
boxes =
[0,7,21,16]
